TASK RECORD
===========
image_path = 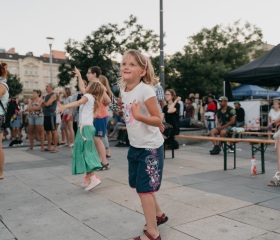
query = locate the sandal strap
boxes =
[144,231,161,240]
[156,213,168,225]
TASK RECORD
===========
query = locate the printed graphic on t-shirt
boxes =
[122,102,134,125]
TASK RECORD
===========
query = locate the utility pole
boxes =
[159,0,165,90]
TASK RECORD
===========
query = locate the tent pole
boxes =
[223,81,225,96]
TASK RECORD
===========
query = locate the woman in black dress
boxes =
[162,89,181,149]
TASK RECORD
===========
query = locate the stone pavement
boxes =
[1,138,280,240]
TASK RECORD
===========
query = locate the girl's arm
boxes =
[131,96,162,127]
[102,91,111,105]
[57,96,88,114]
[73,67,86,94]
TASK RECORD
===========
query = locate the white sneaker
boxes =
[85,175,101,191]
[68,143,74,148]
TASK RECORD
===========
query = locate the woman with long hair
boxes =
[99,75,112,158]
[61,87,74,147]
[26,90,44,151]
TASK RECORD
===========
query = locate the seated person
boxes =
[115,126,129,147]
[209,96,236,155]
[205,95,217,133]
[234,101,245,127]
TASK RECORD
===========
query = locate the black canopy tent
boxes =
[224,44,280,100]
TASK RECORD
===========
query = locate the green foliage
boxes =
[6,73,23,97]
[58,15,159,87]
[165,21,263,98]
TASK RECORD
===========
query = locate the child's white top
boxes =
[121,82,164,149]
[79,94,95,125]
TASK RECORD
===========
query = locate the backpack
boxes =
[0,82,9,127]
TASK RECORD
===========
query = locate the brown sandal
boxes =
[143,213,168,232]
[134,230,161,240]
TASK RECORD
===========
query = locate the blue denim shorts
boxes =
[128,145,164,193]
[94,117,108,138]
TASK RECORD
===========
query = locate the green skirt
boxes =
[72,125,102,175]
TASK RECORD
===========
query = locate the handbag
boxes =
[108,94,121,114]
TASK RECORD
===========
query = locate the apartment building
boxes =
[0,48,75,98]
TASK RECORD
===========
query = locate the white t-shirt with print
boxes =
[78,94,95,125]
[269,109,280,122]
[121,82,164,149]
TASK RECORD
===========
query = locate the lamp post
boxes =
[46,37,54,84]
[159,0,165,90]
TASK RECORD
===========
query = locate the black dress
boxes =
[163,103,180,149]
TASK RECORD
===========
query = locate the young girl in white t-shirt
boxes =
[119,49,166,240]
[57,81,104,191]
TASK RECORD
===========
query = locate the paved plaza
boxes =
[1,138,280,240]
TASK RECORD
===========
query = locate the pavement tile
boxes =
[150,196,217,227]
[32,182,107,208]
[248,232,280,240]
[94,184,143,213]
[156,226,198,240]
[258,197,280,211]
[221,205,280,231]
[4,148,45,163]
[1,192,58,220]
[2,209,106,240]
[186,180,280,203]
[159,186,252,213]
[174,215,268,240]
[0,221,14,240]
[63,202,144,240]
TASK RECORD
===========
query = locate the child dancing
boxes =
[119,49,167,240]
[57,80,104,191]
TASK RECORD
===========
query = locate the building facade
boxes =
[0,48,75,98]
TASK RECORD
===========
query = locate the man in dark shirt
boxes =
[210,96,236,155]
[234,101,245,127]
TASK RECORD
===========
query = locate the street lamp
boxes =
[46,37,55,84]
[159,0,165,90]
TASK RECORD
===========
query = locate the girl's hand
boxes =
[131,100,141,120]
[73,66,81,77]
[159,123,165,132]
[57,105,66,114]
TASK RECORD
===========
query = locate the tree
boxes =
[58,15,160,87]
[166,21,263,98]
[6,73,23,97]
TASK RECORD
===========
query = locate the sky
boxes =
[2,0,280,57]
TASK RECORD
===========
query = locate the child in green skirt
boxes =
[57,81,104,191]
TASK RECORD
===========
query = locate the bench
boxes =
[236,131,274,137]
[166,135,275,174]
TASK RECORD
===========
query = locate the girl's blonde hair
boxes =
[118,49,154,90]
[86,81,104,115]
[99,75,113,98]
